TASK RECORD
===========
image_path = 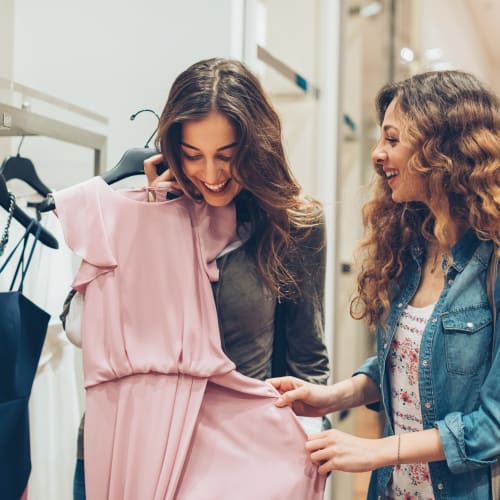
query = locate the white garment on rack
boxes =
[0,200,84,500]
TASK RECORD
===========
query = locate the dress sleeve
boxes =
[192,202,237,282]
[52,178,117,291]
[279,209,330,384]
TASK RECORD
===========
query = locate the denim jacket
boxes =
[355,230,500,500]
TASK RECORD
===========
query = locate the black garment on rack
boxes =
[0,221,49,500]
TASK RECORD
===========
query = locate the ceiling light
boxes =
[400,47,414,63]
[348,1,383,18]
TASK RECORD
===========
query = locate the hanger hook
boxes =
[129,109,160,148]
[16,136,25,156]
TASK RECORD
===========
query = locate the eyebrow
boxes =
[180,141,238,152]
[383,125,399,133]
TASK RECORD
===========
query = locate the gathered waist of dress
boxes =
[84,360,236,389]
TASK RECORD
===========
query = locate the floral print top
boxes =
[385,303,435,500]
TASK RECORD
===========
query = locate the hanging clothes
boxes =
[53,177,326,500]
[24,210,84,500]
[0,221,49,500]
[0,196,85,500]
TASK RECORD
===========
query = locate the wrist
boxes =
[375,435,400,468]
[325,382,352,413]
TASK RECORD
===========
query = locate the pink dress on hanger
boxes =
[54,177,325,500]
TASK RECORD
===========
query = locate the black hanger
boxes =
[36,147,167,212]
[101,109,166,184]
[0,156,51,196]
[0,136,52,197]
[0,175,58,249]
[0,156,52,197]
[37,108,167,212]
[101,147,166,185]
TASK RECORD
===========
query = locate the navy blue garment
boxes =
[0,222,49,500]
[73,459,86,500]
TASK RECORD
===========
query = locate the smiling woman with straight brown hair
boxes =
[68,57,330,499]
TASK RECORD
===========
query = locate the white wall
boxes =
[0,0,15,159]
[10,0,237,190]
[415,0,496,86]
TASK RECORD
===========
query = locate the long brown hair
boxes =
[156,58,322,300]
[351,70,500,329]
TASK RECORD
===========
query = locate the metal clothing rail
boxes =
[257,45,320,99]
[0,80,107,175]
[0,77,108,125]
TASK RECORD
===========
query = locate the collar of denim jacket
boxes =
[449,229,483,272]
[409,229,483,273]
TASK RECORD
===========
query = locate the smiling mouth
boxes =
[384,170,399,186]
[203,179,231,193]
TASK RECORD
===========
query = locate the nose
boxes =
[371,145,387,164]
[204,157,224,183]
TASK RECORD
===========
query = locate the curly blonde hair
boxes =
[351,70,500,329]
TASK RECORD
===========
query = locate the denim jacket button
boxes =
[466,322,474,328]
[447,279,454,285]
[437,482,444,490]
[422,359,428,367]
[425,402,432,409]
[431,317,437,323]
[397,303,403,308]
[383,343,388,349]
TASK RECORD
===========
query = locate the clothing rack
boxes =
[0,78,107,175]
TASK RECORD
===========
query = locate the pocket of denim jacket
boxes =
[441,305,492,375]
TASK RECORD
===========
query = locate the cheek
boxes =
[181,162,198,179]
[232,182,243,196]
[405,172,427,201]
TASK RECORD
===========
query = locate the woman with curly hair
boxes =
[270,70,500,499]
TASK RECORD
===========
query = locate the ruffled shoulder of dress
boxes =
[52,177,117,271]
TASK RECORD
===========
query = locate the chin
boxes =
[200,185,242,207]
[391,188,409,203]
[391,192,424,204]
[204,197,234,207]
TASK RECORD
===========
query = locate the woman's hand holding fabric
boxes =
[268,374,380,417]
[306,429,390,474]
[267,376,337,417]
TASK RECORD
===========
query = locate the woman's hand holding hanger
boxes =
[143,154,180,201]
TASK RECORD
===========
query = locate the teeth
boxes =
[203,180,229,192]
[385,170,398,178]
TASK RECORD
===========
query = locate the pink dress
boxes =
[54,177,325,500]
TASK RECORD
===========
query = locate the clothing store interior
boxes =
[1,0,498,499]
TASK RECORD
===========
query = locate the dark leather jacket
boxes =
[214,211,329,384]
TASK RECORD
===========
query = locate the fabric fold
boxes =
[55,177,325,500]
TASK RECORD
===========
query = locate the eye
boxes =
[386,137,399,145]
[182,152,202,161]
[216,154,232,162]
